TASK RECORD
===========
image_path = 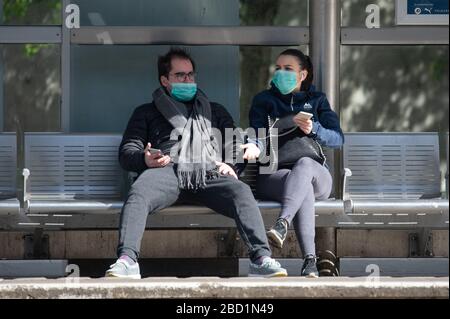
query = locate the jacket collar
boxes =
[269,82,321,104]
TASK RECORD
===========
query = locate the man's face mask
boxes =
[272,70,298,95]
[170,82,198,102]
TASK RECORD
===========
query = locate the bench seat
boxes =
[0,198,20,215]
[25,198,344,214]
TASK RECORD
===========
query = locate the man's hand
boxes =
[241,143,261,160]
[293,117,313,135]
[144,143,171,168]
[216,161,238,179]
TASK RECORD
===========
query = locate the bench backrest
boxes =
[239,162,258,196]
[24,133,124,199]
[23,132,443,202]
[343,132,441,200]
[0,133,17,199]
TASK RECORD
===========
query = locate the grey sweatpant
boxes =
[117,164,271,262]
[256,157,332,256]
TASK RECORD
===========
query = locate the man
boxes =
[105,48,287,279]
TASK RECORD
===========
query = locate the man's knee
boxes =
[229,180,255,201]
[128,178,149,200]
[125,188,149,208]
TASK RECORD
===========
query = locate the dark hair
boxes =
[278,49,313,91]
[157,47,196,85]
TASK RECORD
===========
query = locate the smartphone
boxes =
[295,111,313,120]
[148,148,163,158]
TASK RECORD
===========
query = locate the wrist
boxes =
[308,121,320,137]
[247,138,264,153]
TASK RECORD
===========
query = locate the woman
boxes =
[243,49,344,277]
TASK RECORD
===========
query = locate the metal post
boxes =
[0,0,4,132]
[310,0,341,194]
[0,48,3,132]
[61,0,71,132]
[310,0,341,255]
[310,1,341,111]
[446,132,449,199]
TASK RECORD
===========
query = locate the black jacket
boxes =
[119,100,244,175]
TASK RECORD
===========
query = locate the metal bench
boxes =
[23,133,126,214]
[14,133,349,229]
[341,132,449,228]
[0,133,20,215]
[8,132,447,230]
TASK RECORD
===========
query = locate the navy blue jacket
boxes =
[249,84,344,149]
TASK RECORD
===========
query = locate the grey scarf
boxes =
[153,87,220,190]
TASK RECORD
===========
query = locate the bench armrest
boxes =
[342,167,352,201]
[22,168,30,202]
[445,169,449,199]
[342,167,353,213]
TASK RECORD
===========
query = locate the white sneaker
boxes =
[248,257,288,278]
[105,258,141,279]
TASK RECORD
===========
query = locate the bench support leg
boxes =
[315,227,336,258]
[24,228,49,259]
[219,229,238,258]
[409,228,434,257]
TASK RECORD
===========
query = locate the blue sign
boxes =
[407,0,449,15]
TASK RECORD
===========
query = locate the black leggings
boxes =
[256,157,332,256]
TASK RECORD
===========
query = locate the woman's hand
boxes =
[294,117,313,135]
[241,143,261,160]
[215,161,238,179]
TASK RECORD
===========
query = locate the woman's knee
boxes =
[290,158,318,179]
[294,157,318,170]
[314,172,333,200]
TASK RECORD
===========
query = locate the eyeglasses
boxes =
[169,71,196,81]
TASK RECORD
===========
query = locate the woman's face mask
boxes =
[170,82,197,102]
[272,70,298,95]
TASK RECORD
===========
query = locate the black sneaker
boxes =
[267,218,288,248]
[301,254,319,278]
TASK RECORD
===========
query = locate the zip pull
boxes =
[290,95,294,111]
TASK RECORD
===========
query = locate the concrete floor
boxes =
[0,276,448,299]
